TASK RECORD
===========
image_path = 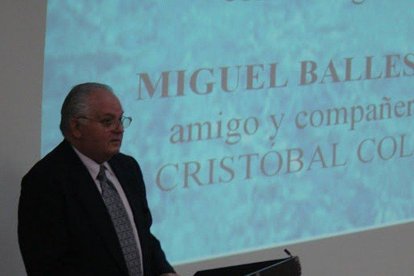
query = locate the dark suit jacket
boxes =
[18,140,175,276]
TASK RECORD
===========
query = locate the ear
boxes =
[69,118,83,139]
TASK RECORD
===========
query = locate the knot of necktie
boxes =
[97,165,107,182]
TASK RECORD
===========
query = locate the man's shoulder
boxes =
[111,152,139,166]
[23,140,77,179]
[109,152,144,178]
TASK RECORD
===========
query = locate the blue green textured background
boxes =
[42,0,414,264]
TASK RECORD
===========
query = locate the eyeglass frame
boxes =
[77,115,132,130]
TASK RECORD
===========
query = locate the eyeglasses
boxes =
[78,115,132,130]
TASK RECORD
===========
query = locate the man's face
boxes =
[71,89,125,163]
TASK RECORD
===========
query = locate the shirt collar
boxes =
[72,147,111,180]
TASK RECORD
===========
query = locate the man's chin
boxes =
[109,144,121,154]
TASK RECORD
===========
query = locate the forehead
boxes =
[87,89,123,116]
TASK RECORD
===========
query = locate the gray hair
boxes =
[60,82,114,136]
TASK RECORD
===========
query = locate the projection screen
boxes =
[41,0,414,266]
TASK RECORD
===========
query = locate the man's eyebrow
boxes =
[100,112,124,118]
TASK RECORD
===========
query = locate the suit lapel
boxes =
[108,158,138,210]
[60,142,129,275]
[108,158,143,228]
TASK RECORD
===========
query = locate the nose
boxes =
[112,120,124,132]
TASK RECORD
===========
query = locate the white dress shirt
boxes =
[72,147,143,273]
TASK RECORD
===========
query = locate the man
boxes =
[18,83,178,276]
